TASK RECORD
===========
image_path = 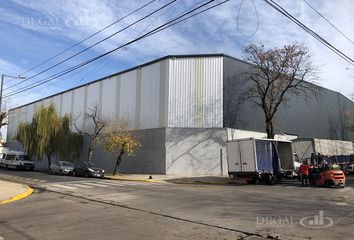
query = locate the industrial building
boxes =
[7,54,354,175]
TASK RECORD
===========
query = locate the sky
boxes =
[0,0,353,110]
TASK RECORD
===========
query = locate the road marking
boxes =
[98,181,125,186]
[67,184,94,189]
[80,182,110,187]
[50,184,78,190]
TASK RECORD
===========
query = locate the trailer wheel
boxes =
[246,178,257,184]
[266,175,276,185]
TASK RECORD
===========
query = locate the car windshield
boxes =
[5,154,16,160]
[62,162,74,167]
[18,155,31,161]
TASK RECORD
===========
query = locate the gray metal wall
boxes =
[223,56,354,141]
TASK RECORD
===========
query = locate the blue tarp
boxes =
[255,140,280,172]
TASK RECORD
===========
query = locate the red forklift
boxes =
[305,154,346,188]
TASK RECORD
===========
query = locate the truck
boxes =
[226,138,295,184]
[0,150,34,170]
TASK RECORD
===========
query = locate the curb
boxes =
[0,186,34,205]
[105,176,163,183]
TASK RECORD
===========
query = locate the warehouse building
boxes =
[7,54,354,175]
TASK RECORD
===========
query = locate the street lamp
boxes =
[0,74,26,113]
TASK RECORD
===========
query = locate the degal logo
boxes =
[299,210,334,229]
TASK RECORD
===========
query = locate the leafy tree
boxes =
[74,105,106,163]
[16,104,82,168]
[103,121,141,175]
[243,43,318,138]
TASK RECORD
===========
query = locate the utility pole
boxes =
[0,74,26,113]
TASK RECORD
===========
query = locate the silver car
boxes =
[49,161,74,175]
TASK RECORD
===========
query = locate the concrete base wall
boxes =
[165,128,228,176]
[6,127,231,176]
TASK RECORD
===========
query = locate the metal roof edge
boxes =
[9,54,228,111]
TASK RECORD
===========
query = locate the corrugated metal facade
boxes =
[168,57,223,128]
[7,56,224,140]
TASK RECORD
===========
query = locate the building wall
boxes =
[168,57,223,128]
[7,56,225,141]
[7,60,170,140]
[223,56,354,141]
[165,128,228,176]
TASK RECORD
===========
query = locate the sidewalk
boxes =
[105,174,237,185]
[0,180,33,204]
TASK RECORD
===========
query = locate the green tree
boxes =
[103,121,141,175]
[16,104,82,168]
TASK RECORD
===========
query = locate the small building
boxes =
[7,54,354,175]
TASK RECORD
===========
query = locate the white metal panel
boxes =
[140,62,160,129]
[51,95,61,116]
[72,87,85,128]
[87,82,100,109]
[119,70,137,129]
[168,57,223,128]
[203,57,223,127]
[25,104,33,122]
[101,77,116,121]
[61,91,72,117]
[43,98,51,107]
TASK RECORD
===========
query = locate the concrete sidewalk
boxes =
[105,174,237,185]
[0,180,33,204]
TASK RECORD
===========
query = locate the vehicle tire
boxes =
[73,170,76,177]
[246,178,257,184]
[49,169,52,175]
[84,171,89,178]
[5,165,8,170]
[59,170,63,176]
[324,180,331,188]
[266,175,276,185]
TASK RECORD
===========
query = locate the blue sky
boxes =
[0,0,354,110]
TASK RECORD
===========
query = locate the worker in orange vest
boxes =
[299,161,311,186]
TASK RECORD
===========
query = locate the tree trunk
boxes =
[113,149,125,175]
[266,119,275,139]
[47,154,52,170]
[87,141,94,163]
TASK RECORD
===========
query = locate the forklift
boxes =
[307,154,346,188]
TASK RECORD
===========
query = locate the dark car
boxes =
[73,162,105,178]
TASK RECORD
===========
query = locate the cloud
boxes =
[1,0,354,103]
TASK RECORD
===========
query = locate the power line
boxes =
[4,0,230,99]
[262,0,354,65]
[19,0,158,76]
[5,0,178,92]
[302,0,354,45]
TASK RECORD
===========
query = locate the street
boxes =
[1,169,354,240]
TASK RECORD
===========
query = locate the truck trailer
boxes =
[226,138,295,184]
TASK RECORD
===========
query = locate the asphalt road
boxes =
[1,169,354,240]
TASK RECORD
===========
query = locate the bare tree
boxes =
[243,43,319,138]
[74,105,106,163]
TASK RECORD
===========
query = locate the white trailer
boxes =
[292,138,354,161]
[226,138,295,184]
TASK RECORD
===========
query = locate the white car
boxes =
[1,151,34,170]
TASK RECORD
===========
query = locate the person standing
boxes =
[299,161,310,186]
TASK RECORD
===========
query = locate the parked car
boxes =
[49,161,74,175]
[0,151,34,170]
[73,162,105,178]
